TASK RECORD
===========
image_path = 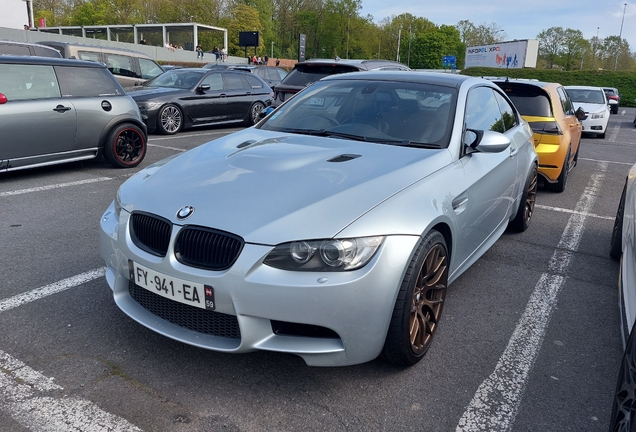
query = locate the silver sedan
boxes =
[99,71,538,367]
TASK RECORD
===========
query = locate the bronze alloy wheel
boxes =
[382,229,449,366]
[410,242,448,355]
[509,165,538,232]
[523,168,538,224]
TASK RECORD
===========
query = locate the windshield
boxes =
[146,70,204,89]
[260,79,457,148]
[566,88,605,104]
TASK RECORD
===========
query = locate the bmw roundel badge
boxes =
[176,206,195,220]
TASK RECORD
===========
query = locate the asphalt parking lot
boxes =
[0,110,634,432]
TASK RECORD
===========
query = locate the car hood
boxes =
[120,129,452,244]
[128,87,188,100]
[572,102,608,113]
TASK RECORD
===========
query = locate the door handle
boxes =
[509,147,519,157]
[53,105,71,113]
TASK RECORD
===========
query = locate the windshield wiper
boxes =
[274,128,441,148]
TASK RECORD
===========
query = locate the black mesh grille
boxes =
[129,281,241,339]
[130,212,172,257]
[175,226,244,271]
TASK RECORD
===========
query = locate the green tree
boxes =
[537,26,565,68]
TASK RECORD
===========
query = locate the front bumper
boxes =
[581,116,608,135]
[99,202,418,366]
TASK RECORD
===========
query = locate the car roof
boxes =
[0,55,107,68]
[0,39,62,56]
[564,85,603,90]
[491,79,563,91]
[321,70,474,88]
[39,40,148,56]
[294,58,409,70]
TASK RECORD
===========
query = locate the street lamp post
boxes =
[614,3,627,71]
[592,27,599,69]
[271,41,274,59]
[396,28,401,62]
[407,25,412,67]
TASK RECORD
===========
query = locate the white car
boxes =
[564,86,610,138]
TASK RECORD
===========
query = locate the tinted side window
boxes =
[282,65,359,86]
[556,87,574,115]
[33,46,61,58]
[244,74,264,89]
[0,64,60,100]
[465,87,504,133]
[494,91,518,132]
[105,54,138,78]
[55,66,124,97]
[0,43,31,56]
[201,73,223,90]
[78,51,101,62]
[224,73,245,90]
[139,58,163,80]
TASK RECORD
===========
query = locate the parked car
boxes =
[227,65,288,87]
[129,68,273,134]
[160,65,183,72]
[0,55,147,172]
[99,71,538,366]
[604,87,620,114]
[564,86,610,138]
[0,40,62,58]
[493,79,585,192]
[272,58,410,106]
[609,162,636,430]
[39,41,164,89]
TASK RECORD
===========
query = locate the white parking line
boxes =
[457,162,608,431]
[148,130,239,142]
[609,123,621,142]
[0,267,145,431]
[536,204,614,220]
[0,178,112,197]
[147,143,187,152]
[580,157,633,166]
[0,268,105,313]
[0,350,143,431]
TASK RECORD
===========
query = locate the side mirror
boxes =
[464,129,511,153]
[0,93,7,104]
[575,106,587,121]
[259,106,275,120]
[198,84,211,93]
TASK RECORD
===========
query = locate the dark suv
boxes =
[272,58,410,106]
[0,56,147,172]
[0,40,62,58]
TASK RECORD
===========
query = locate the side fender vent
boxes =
[327,154,361,163]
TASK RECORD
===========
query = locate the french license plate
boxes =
[128,260,215,310]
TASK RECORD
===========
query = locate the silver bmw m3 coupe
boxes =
[100,71,538,367]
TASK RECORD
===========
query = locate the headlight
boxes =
[137,101,159,109]
[591,112,606,119]
[263,236,384,271]
[114,187,122,221]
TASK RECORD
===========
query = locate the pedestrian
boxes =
[264,55,269,65]
[221,47,227,62]
[275,58,280,67]
[139,38,147,45]
[196,44,204,59]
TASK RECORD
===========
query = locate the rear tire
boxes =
[547,148,570,193]
[382,230,448,366]
[246,101,265,126]
[509,164,538,232]
[103,123,146,168]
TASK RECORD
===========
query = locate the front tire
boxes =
[103,123,146,168]
[611,182,627,260]
[509,164,538,232]
[382,230,448,366]
[158,104,182,135]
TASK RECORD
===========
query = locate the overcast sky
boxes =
[359,1,635,49]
